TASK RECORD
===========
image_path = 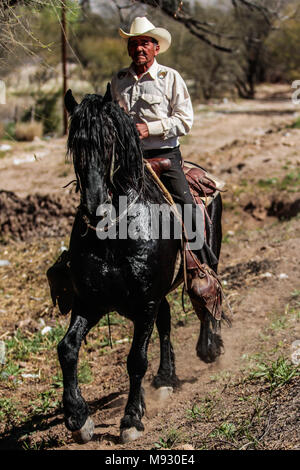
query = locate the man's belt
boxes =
[143,146,179,158]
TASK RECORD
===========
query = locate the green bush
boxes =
[15,121,43,141]
[75,37,129,92]
[3,122,16,140]
[266,17,300,82]
[22,90,61,135]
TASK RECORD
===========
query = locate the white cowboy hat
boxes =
[119,16,171,53]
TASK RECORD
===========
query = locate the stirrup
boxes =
[185,250,223,321]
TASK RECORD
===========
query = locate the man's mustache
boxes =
[134,52,147,58]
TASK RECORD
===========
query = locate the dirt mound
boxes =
[0,190,79,241]
[243,195,300,221]
[267,197,300,220]
[221,258,277,289]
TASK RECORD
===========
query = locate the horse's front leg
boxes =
[57,310,97,443]
[152,297,179,392]
[120,302,157,443]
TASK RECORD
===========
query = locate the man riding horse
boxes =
[111,16,221,313]
[46,17,225,443]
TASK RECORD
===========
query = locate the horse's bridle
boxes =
[79,188,141,235]
[74,127,144,235]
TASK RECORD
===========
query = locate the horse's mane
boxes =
[67,94,161,203]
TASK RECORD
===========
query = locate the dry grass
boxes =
[15,121,43,142]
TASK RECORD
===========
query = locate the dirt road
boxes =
[0,84,299,450]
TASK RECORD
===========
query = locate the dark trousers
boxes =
[143,146,218,268]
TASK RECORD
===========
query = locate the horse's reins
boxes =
[80,189,142,234]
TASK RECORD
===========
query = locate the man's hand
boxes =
[136,122,149,140]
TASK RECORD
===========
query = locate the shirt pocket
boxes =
[141,93,162,105]
[140,93,163,118]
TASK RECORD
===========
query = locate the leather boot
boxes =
[185,250,223,321]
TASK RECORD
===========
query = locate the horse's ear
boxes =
[65,89,78,115]
[103,83,112,104]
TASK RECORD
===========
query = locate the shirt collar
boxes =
[128,59,159,80]
[147,59,159,79]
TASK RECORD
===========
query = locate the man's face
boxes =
[128,35,160,67]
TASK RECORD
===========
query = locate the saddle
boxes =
[145,157,172,178]
[146,157,225,206]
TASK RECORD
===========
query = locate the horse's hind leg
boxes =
[152,297,179,392]
[120,302,157,443]
[195,309,223,363]
[57,309,98,443]
[195,193,224,363]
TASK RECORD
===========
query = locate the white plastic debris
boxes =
[115,338,129,344]
[0,260,10,267]
[13,152,47,166]
[278,273,288,279]
[21,373,39,379]
[41,326,52,335]
[0,340,6,365]
[222,280,228,286]
[0,144,12,151]
[227,231,235,236]
[13,155,35,165]
[261,272,273,278]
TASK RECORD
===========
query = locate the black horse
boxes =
[55,87,224,444]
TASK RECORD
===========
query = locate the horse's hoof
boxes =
[72,416,94,444]
[156,386,173,401]
[120,427,144,444]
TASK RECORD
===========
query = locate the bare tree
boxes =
[0,0,292,56]
[130,0,286,52]
[79,0,91,14]
[0,1,56,62]
[125,0,297,97]
[1,0,298,100]
[231,0,300,97]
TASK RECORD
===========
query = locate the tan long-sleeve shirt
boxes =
[111,59,194,151]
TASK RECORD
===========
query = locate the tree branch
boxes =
[134,0,235,52]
